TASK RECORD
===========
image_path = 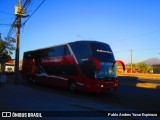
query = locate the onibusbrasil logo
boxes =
[1,112,42,118]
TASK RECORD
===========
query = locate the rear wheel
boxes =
[69,80,77,92]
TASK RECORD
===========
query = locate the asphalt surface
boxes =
[0,73,160,120]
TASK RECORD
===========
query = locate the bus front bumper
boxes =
[85,81,118,93]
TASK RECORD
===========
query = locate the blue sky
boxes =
[0,0,160,64]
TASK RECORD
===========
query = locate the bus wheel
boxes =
[69,80,77,92]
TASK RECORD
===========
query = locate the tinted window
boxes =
[24,45,70,59]
[47,46,64,57]
[47,48,55,57]
[24,52,31,59]
[23,51,36,59]
[90,42,115,62]
[69,42,91,62]
[64,45,70,55]
[43,65,77,75]
[38,49,47,58]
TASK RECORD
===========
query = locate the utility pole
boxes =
[14,0,26,84]
[130,49,133,74]
[14,17,21,84]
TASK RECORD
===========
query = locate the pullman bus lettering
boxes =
[41,58,62,63]
[22,41,125,93]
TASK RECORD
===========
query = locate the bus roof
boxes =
[24,40,109,53]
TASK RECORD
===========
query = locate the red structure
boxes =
[22,41,125,93]
[5,59,15,72]
[5,60,14,64]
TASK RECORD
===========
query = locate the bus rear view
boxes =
[22,41,125,93]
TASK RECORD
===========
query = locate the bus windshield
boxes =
[95,62,116,79]
[69,41,116,80]
[90,42,115,62]
[90,42,116,79]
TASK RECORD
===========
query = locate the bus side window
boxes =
[70,42,91,62]
[24,52,33,59]
[38,49,48,58]
[64,45,71,56]
[48,48,55,57]
[55,46,64,57]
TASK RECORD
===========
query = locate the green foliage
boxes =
[0,40,6,54]
[137,62,153,73]
[0,37,15,60]
[127,63,137,69]
[4,37,16,55]
[0,36,15,72]
[126,62,153,73]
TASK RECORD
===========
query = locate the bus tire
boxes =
[69,80,77,92]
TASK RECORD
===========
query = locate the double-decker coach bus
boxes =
[22,41,125,93]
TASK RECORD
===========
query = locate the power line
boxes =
[0,11,14,16]
[0,18,13,21]
[22,0,46,26]
[132,48,160,51]
[0,24,11,26]
[117,29,160,42]
[115,48,160,53]
[7,17,17,38]
[6,0,46,37]
[6,0,31,38]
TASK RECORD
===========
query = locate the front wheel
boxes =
[68,80,77,92]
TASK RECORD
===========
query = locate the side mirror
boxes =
[112,60,125,72]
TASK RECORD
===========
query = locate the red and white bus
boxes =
[22,41,125,93]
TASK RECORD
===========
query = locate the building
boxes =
[5,59,15,72]
[152,64,160,74]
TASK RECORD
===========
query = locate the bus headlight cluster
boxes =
[96,84,104,88]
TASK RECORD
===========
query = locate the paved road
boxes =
[0,74,160,120]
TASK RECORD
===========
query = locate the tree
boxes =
[127,63,137,69]
[0,35,16,72]
[137,62,151,73]
[147,66,153,73]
